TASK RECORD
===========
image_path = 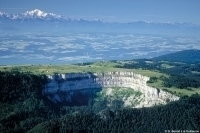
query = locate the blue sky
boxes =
[1,0,200,24]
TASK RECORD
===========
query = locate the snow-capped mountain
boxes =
[0,9,199,36]
[0,9,62,20]
[0,9,97,22]
[0,9,196,24]
[0,12,10,18]
[23,9,60,18]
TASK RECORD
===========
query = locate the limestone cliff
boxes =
[43,72,179,108]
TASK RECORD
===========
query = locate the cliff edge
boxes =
[43,71,179,108]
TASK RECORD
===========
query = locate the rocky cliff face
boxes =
[43,72,179,108]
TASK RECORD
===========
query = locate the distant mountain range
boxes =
[1,9,200,35]
[0,9,101,23]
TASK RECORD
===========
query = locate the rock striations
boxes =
[43,72,179,108]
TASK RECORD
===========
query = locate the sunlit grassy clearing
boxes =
[148,79,200,96]
[160,63,175,69]
[0,63,162,77]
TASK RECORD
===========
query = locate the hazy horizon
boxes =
[1,0,200,24]
[0,0,200,65]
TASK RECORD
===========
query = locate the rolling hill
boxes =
[152,49,200,63]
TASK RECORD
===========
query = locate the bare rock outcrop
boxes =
[43,72,179,107]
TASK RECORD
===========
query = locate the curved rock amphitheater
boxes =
[43,72,179,108]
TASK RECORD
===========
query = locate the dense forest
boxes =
[0,71,200,133]
[29,95,200,133]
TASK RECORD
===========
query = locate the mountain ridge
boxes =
[0,9,101,22]
[0,9,199,26]
[1,9,200,36]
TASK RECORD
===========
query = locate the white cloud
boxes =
[0,48,8,51]
[58,56,102,61]
[0,54,21,58]
[60,50,76,53]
